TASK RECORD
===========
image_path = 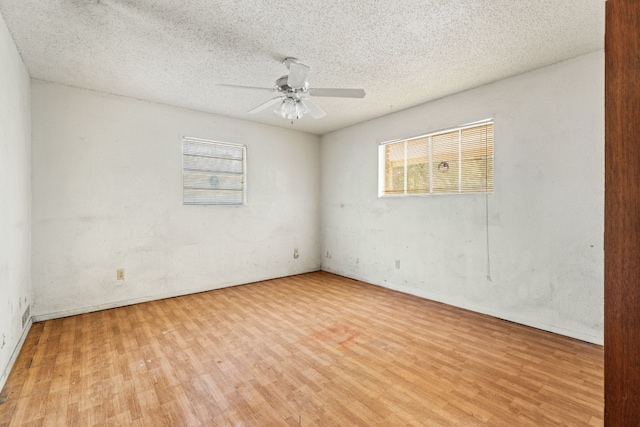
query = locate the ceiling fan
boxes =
[218,58,365,120]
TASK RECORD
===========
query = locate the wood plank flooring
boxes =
[0,271,603,426]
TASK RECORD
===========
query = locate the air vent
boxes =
[21,305,30,329]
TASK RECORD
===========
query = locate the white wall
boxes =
[31,81,320,320]
[0,12,32,390]
[321,51,604,344]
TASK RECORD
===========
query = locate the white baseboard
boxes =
[321,267,603,346]
[32,269,322,323]
[0,318,32,393]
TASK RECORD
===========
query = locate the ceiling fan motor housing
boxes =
[275,76,308,95]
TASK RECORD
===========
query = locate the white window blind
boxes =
[380,121,493,196]
[182,138,246,205]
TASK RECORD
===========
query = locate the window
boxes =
[379,121,493,196]
[182,137,246,205]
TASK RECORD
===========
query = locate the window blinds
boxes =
[380,122,493,196]
[182,138,246,205]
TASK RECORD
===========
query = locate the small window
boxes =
[182,137,246,205]
[379,121,493,196]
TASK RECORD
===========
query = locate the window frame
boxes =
[182,137,247,206]
[378,120,494,197]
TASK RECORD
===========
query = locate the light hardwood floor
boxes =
[0,272,603,426]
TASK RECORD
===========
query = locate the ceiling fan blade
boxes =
[308,88,366,98]
[217,84,276,93]
[247,97,284,114]
[287,62,310,89]
[300,98,326,119]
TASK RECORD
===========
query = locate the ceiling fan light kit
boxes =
[219,57,365,121]
[275,97,307,120]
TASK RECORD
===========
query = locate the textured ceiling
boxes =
[0,0,604,135]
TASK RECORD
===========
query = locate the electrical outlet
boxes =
[395,260,401,269]
[117,269,125,280]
